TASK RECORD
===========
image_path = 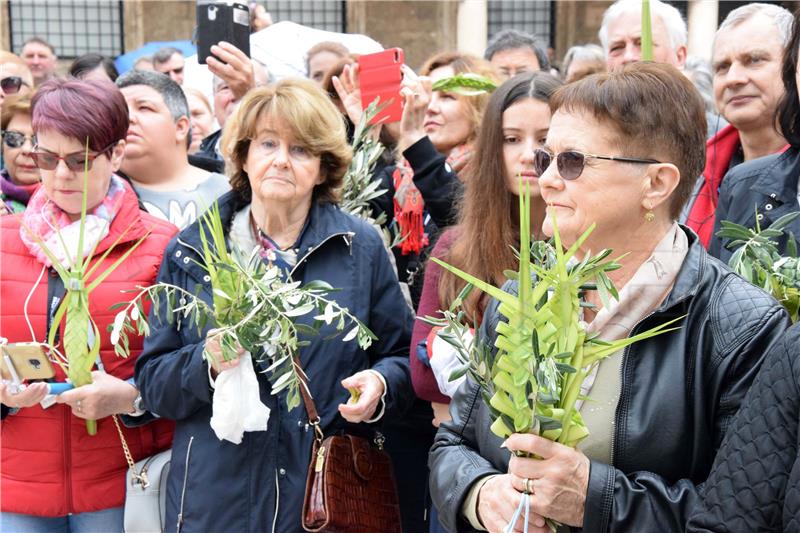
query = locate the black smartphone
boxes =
[197,2,251,65]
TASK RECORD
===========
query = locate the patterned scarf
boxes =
[19,175,128,268]
[392,143,472,255]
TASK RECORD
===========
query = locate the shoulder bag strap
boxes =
[294,355,324,445]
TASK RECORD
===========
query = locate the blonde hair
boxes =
[420,51,499,145]
[222,78,352,203]
[183,87,212,114]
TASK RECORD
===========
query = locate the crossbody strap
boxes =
[294,355,325,445]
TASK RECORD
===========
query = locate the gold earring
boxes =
[644,209,655,222]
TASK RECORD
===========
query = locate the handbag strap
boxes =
[294,355,325,445]
[112,414,150,487]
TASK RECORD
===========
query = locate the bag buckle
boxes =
[132,470,150,490]
[309,419,324,445]
[374,432,385,450]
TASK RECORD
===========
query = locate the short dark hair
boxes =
[69,53,119,82]
[22,37,56,56]
[484,29,550,71]
[550,62,706,219]
[778,9,800,148]
[32,78,128,153]
[152,47,183,66]
[116,70,189,122]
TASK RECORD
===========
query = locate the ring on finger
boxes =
[76,399,83,413]
[523,477,534,495]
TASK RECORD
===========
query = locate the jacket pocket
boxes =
[176,436,194,533]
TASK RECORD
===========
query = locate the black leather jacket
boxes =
[429,227,791,533]
[709,146,800,264]
[687,322,800,532]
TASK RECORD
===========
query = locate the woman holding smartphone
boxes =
[0,78,176,532]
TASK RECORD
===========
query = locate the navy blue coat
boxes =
[135,190,414,533]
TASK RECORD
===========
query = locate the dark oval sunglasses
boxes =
[533,148,661,181]
[29,142,117,172]
[1,130,36,149]
[1,76,29,95]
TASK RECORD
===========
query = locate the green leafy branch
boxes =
[718,210,800,321]
[111,204,377,411]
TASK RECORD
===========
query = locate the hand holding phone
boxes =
[0,381,49,409]
[197,2,251,65]
[358,48,405,125]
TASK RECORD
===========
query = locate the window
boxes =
[9,0,123,59]
[488,0,554,47]
[253,1,346,33]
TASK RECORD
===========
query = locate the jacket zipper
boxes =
[271,469,280,533]
[176,436,194,533]
[64,406,73,513]
[289,232,354,278]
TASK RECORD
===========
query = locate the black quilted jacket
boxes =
[688,323,800,532]
[429,226,792,532]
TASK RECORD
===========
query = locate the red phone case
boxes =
[358,48,404,125]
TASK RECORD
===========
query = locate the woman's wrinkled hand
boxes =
[505,433,591,528]
[205,329,245,379]
[338,370,384,423]
[56,371,138,419]
[0,381,48,409]
[477,474,549,533]
[398,65,432,152]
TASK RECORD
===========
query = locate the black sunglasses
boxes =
[1,130,36,149]
[30,142,117,172]
[533,149,661,181]
[1,76,29,95]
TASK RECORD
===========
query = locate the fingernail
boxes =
[500,440,508,449]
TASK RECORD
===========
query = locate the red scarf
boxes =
[392,144,471,255]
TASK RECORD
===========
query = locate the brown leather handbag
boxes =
[298,360,402,533]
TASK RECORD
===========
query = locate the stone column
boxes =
[347,0,458,70]
[687,0,718,62]
[123,0,195,53]
[553,0,611,65]
[457,0,487,57]
[0,0,10,52]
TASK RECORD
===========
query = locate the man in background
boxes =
[21,37,57,86]
[152,47,185,85]
[484,29,549,79]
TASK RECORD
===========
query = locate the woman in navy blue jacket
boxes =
[135,78,414,532]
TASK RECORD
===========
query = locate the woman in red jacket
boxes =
[0,78,176,531]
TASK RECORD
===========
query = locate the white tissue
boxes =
[210,354,271,444]
[430,330,474,398]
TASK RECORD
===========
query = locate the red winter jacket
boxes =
[0,182,177,517]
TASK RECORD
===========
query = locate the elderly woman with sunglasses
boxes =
[429,62,792,533]
[0,78,175,532]
[1,93,39,214]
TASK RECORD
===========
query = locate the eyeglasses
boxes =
[1,131,36,149]
[533,148,661,181]
[29,142,117,172]
[1,76,29,95]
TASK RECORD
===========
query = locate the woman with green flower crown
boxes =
[0,78,176,532]
[134,78,414,532]
[429,62,792,532]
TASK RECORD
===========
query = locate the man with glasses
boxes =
[116,70,229,229]
[20,37,57,87]
[152,47,185,85]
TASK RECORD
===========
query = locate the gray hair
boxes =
[684,56,716,114]
[484,29,550,71]
[152,47,183,67]
[599,0,687,52]
[716,3,793,47]
[116,70,191,147]
[562,44,605,73]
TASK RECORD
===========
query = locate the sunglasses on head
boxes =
[29,142,117,172]
[533,148,661,181]
[1,130,36,149]
[1,76,29,95]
